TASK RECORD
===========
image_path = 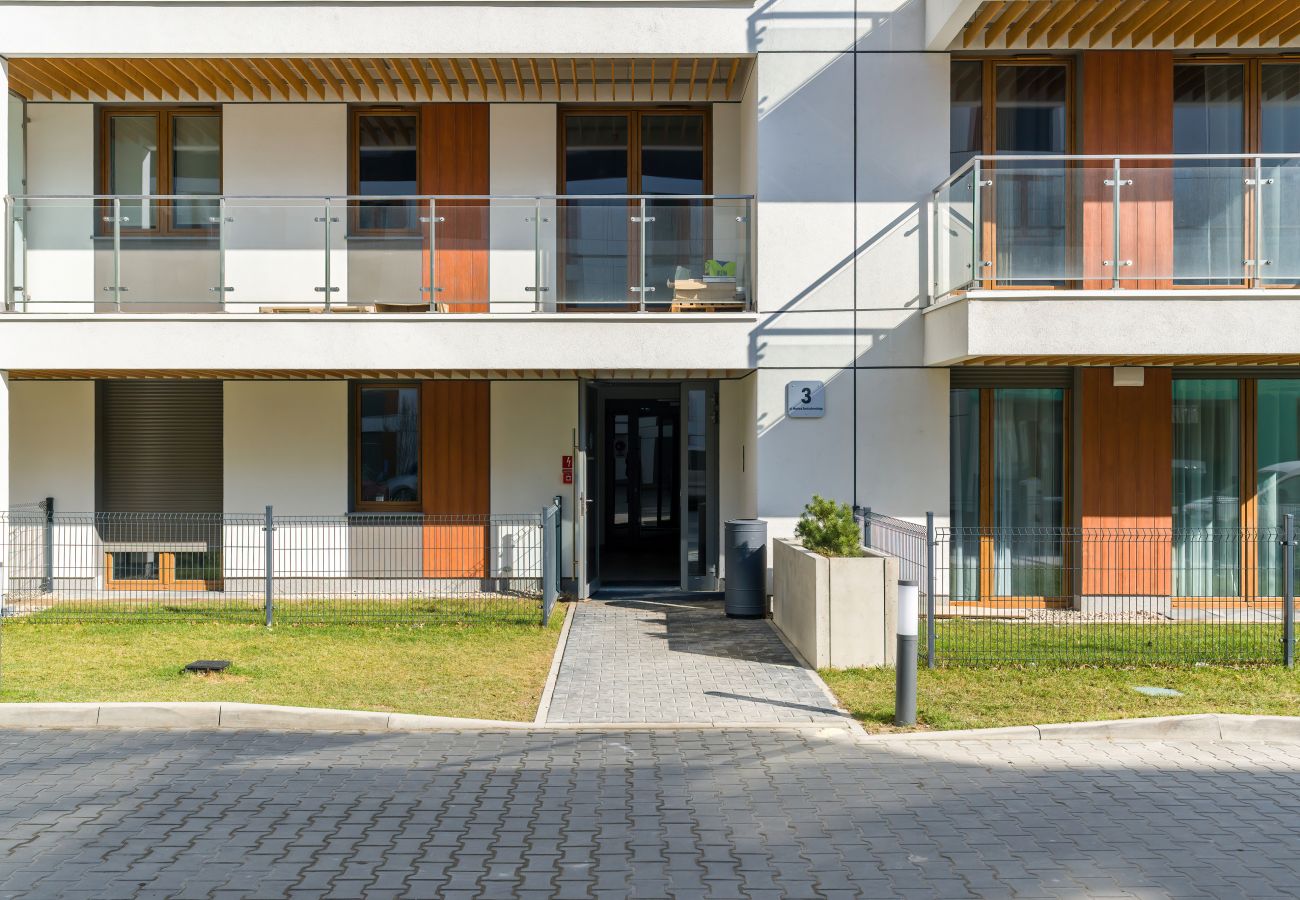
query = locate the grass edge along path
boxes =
[0,605,567,722]
[821,663,1300,734]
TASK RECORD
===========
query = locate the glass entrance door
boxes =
[601,397,681,584]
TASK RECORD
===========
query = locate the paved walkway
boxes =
[544,593,846,724]
[3,727,1299,898]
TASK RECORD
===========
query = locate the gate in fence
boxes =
[0,505,561,626]
[857,506,1297,668]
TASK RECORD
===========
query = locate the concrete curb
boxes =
[860,714,1300,744]
[534,600,576,724]
[2,706,1298,740]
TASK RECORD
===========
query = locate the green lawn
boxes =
[822,664,1300,733]
[929,620,1281,666]
[0,605,566,721]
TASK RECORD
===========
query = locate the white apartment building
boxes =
[4,1,1300,606]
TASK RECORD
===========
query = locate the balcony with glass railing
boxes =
[931,154,1300,300]
[3,194,753,316]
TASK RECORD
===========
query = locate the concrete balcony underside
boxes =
[924,291,1300,367]
[0,313,758,377]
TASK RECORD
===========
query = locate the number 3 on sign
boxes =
[786,381,826,419]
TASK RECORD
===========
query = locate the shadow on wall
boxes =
[747,0,924,55]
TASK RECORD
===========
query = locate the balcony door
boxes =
[559,109,709,310]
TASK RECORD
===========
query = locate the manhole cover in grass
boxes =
[1131,685,1183,697]
[184,660,231,673]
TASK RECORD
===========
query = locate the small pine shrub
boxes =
[793,495,864,558]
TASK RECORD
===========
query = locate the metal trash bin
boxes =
[724,519,768,619]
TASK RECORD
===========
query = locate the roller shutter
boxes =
[97,381,223,513]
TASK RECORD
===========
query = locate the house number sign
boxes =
[786,381,826,418]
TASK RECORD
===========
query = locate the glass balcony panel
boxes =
[1169,163,1248,284]
[1259,159,1300,283]
[646,198,751,313]
[554,198,637,310]
[486,198,555,314]
[424,202,490,314]
[343,200,427,310]
[985,160,1081,285]
[8,198,98,313]
[223,199,330,312]
[934,169,975,297]
[116,203,221,312]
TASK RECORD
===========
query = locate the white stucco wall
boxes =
[9,379,95,510]
[22,103,94,313]
[222,104,348,310]
[488,104,557,312]
[223,380,348,515]
[489,380,577,579]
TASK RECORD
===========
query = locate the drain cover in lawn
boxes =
[1131,685,1183,697]
[184,660,231,673]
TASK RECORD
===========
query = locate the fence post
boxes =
[42,496,53,594]
[925,511,936,669]
[541,506,558,626]
[1285,514,1295,669]
[264,505,274,628]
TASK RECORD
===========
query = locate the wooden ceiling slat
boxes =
[509,58,525,101]
[1152,0,1214,44]
[265,57,307,100]
[348,59,379,99]
[706,58,719,99]
[527,58,542,100]
[18,62,70,100]
[1129,1,1178,44]
[1027,0,1081,45]
[284,58,325,101]
[648,58,656,98]
[1005,0,1051,46]
[625,59,633,102]
[471,58,490,98]
[963,1,1006,47]
[1231,0,1293,43]
[119,59,167,98]
[99,58,149,98]
[1111,0,1168,44]
[172,58,222,100]
[1174,0,1233,44]
[688,58,700,101]
[589,58,598,101]
[1089,0,1144,45]
[668,58,680,100]
[984,0,1027,45]
[1068,0,1125,45]
[83,60,135,100]
[725,58,740,100]
[486,58,506,100]
[548,58,562,99]
[231,59,271,100]
[327,59,361,100]
[1046,2,1096,45]
[211,59,253,100]
[1262,5,1300,43]
[448,59,469,100]
[250,58,291,100]
[369,58,399,99]
[1196,0,1270,45]
[429,59,453,100]
[39,59,99,100]
[138,59,186,98]
[305,58,344,100]
[410,59,437,100]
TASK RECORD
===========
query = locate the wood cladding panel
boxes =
[1078,368,1173,596]
[1081,52,1174,292]
[420,381,490,577]
[421,104,490,313]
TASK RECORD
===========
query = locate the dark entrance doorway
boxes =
[601,396,681,583]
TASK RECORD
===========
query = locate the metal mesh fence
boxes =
[862,510,1296,667]
[0,510,548,625]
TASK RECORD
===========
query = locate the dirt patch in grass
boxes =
[0,606,567,722]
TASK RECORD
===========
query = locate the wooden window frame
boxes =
[953,384,1073,606]
[556,107,714,311]
[353,381,423,513]
[347,105,423,238]
[97,106,223,237]
[951,56,1076,292]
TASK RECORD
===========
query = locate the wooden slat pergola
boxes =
[5,56,752,103]
[947,0,1300,50]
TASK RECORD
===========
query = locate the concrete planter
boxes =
[771,538,899,669]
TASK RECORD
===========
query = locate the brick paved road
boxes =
[545,595,847,724]
[3,728,1300,899]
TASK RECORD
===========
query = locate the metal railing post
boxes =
[42,496,54,594]
[315,199,337,310]
[1253,156,1266,288]
[534,198,543,312]
[972,159,984,287]
[111,197,122,311]
[1285,514,1295,669]
[925,511,936,669]
[215,197,229,310]
[1111,158,1122,289]
[552,495,563,591]
[427,198,439,310]
[542,506,558,626]
[637,197,648,311]
[3,196,13,312]
[264,505,275,627]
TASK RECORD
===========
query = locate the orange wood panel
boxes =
[1081,51,1174,291]
[420,381,491,577]
[1078,368,1173,596]
[420,104,490,312]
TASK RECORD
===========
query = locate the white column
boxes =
[0,58,9,314]
[0,372,10,609]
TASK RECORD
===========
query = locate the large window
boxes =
[99,108,221,234]
[350,108,420,232]
[949,384,1068,601]
[356,385,421,510]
